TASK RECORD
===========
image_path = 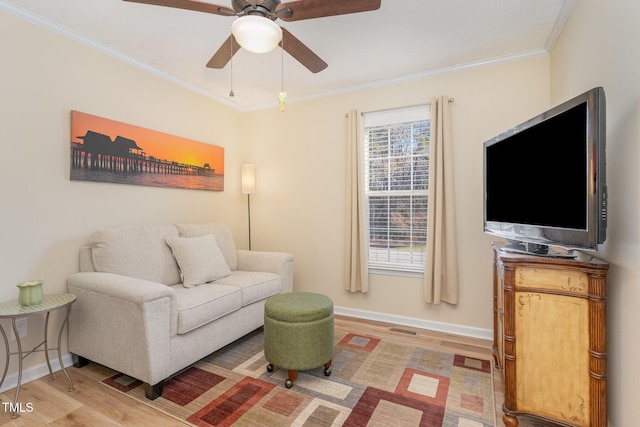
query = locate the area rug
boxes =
[101,329,496,426]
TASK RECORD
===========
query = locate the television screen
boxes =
[483,87,606,254]
[485,102,588,230]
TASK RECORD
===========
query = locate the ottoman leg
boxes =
[285,370,297,388]
[324,360,332,376]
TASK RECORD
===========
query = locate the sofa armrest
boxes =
[68,272,176,303]
[236,250,294,293]
[67,272,178,385]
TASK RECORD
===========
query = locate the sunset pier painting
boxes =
[70,111,224,191]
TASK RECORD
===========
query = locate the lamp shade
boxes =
[231,15,282,54]
[241,163,256,194]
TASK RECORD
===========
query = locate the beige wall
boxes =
[550,0,640,424]
[242,57,550,332]
[0,10,243,375]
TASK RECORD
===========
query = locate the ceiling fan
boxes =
[123,0,382,73]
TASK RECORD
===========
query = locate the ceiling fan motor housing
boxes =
[232,0,281,19]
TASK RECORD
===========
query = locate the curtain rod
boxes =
[350,98,455,117]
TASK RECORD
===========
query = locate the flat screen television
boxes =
[483,87,607,256]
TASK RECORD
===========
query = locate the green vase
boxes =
[17,280,44,306]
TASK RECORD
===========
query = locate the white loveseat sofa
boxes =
[67,223,293,399]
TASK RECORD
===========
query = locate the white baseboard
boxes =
[0,353,74,393]
[334,306,493,341]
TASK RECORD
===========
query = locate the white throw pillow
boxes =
[165,234,231,288]
[91,224,182,286]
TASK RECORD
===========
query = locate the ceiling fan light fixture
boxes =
[231,15,282,54]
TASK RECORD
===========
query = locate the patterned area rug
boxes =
[101,329,495,426]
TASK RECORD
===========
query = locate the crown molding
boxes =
[544,0,576,52]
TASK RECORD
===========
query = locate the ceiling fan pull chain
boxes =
[278,38,288,111]
[229,36,235,97]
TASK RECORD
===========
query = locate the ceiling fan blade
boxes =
[206,35,241,68]
[281,27,327,73]
[123,0,235,16]
[276,0,380,22]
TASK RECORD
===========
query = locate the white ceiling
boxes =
[1,0,574,111]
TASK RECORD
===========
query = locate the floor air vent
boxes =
[389,327,418,336]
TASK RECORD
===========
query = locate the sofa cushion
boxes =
[90,224,181,286]
[214,271,282,307]
[166,235,231,288]
[171,283,241,334]
[175,223,238,270]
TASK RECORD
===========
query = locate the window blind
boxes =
[363,105,430,272]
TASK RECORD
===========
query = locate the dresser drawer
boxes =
[515,266,588,295]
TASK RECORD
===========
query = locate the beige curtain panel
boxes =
[344,109,369,293]
[424,96,459,304]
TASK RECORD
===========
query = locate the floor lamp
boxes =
[241,163,256,250]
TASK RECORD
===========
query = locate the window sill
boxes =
[368,267,424,279]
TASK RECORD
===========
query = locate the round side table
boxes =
[0,293,76,418]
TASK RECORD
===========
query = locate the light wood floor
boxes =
[0,315,549,426]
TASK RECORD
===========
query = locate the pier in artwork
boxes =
[71,130,214,177]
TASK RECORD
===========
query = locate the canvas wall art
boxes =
[70,111,224,191]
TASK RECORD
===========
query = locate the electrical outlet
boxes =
[10,317,28,340]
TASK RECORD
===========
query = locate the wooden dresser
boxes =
[492,243,609,427]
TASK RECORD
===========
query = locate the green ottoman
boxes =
[264,292,334,388]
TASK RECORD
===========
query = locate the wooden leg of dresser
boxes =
[503,413,518,427]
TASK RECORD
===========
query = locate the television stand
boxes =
[492,243,609,426]
[500,242,577,259]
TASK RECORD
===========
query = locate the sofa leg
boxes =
[144,381,164,400]
[72,354,89,368]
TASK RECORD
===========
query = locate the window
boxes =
[363,105,430,273]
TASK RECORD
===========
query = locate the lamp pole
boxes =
[241,163,256,250]
[247,193,252,250]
